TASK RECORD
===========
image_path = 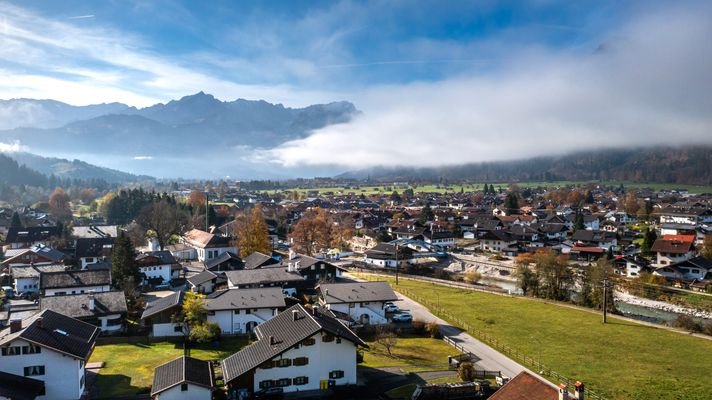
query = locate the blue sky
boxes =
[1,0,711,171]
[1,0,633,107]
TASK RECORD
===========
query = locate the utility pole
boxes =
[205,192,209,232]
[602,278,609,324]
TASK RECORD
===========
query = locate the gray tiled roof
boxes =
[242,252,277,269]
[187,270,217,287]
[0,370,45,400]
[204,251,242,270]
[224,267,303,287]
[10,264,67,279]
[151,356,214,396]
[318,281,398,304]
[0,309,100,360]
[205,288,285,311]
[141,291,184,320]
[40,291,127,318]
[221,304,367,384]
[39,269,110,290]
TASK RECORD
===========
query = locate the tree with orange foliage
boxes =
[234,205,271,256]
[290,208,331,256]
[49,187,72,221]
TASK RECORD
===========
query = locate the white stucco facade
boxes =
[44,284,110,297]
[140,264,174,284]
[207,308,276,335]
[0,338,87,400]
[155,383,211,400]
[197,246,236,263]
[14,277,40,293]
[152,322,184,337]
[326,302,389,325]
[252,332,358,393]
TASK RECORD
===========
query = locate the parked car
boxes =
[384,303,400,313]
[391,312,412,322]
[254,387,284,399]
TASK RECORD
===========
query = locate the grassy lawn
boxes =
[89,337,248,398]
[360,276,712,400]
[360,333,455,370]
[264,181,712,196]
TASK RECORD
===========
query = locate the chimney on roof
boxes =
[289,249,296,260]
[559,384,569,400]
[9,319,21,333]
[89,291,95,311]
[574,381,584,400]
[269,335,277,345]
[292,309,299,321]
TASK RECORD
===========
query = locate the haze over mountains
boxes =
[1,93,711,185]
[0,93,359,179]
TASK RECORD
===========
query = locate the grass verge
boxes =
[89,337,248,398]
[359,275,712,400]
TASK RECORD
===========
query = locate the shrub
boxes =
[457,361,476,382]
[704,322,712,337]
[464,271,482,284]
[411,320,427,336]
[673,314,702,333]
[426,321,442,339]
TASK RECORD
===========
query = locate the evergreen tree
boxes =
[112,232,139,289]
[10,212,22,228]
[504,192,520,214]
[419,204,434,224]
[641,228,657,254]
[574,212,585,231]
[585,190,594,204]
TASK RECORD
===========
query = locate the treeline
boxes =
[345,146,712,185]
[0,153,116,205]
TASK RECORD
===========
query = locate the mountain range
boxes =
[0,92,359,178]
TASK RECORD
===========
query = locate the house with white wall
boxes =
[654,256,712,282]
[1,245,66,268]
[222,304,367,395]
[40,291,127,333]
[151,356,214,400]
[0,310,100,400]
[2,226,60,251]
[136,251,182,285]
[141,291,185,337]
[363,243,415,268]
[317,281,398,325]
[651,235,696,267]
[181,229,237,263]
[10,264,66,295]
[205,288,285,335]
[40,270,111,297]
[187,270,218,294]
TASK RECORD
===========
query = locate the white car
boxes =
[384,303,400,313]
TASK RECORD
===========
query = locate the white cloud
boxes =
[0,140,28,153]
[262,5,712,168]
[0,4,338,107]
[133,156,153,160]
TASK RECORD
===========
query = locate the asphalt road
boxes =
[394,290,558,388]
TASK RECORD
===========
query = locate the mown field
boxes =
[359,275,712,400]
[264,181,712,196]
